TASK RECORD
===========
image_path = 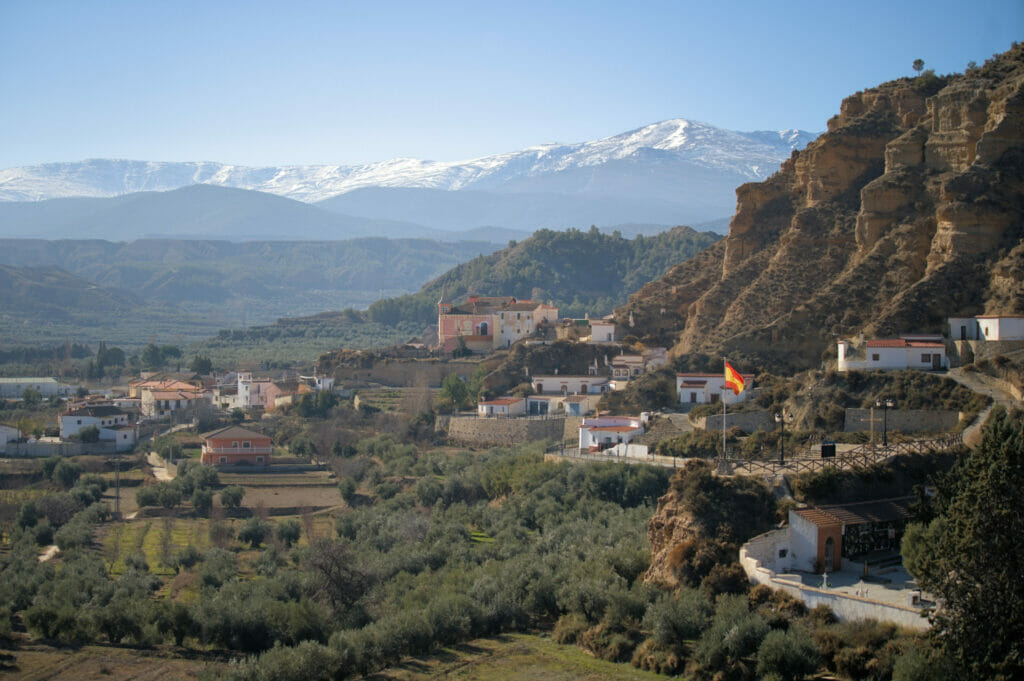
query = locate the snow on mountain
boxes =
[0,119,818,204]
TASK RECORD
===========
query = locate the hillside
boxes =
[617,45,1024,371]
[366,225,722,325]
[0,184,438,241]
[0,264,141,319]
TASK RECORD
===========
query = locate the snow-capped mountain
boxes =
[0,120,818,204]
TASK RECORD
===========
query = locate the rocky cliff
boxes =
[619,45,1024,371]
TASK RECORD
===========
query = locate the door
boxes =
[824,537,836,572]
[932,354,942,370]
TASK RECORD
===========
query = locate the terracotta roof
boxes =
[680,380,708,387]
[976,314,1024,319]
[148,390,198,400]
[480,397,523,406]
[866,339,944,349]
[202,425,270,441]
[793,497,913,528]
[64,406,126,418]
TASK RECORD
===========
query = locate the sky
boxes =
[1,0,1021,169]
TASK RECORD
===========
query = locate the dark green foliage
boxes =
[238,517,271,548]
[78,425,100,443]
[694,593,769,673]
[370,226,719,325]
[642,588,711,645]
[52,459,83,489]
[189,355,213,374]
[791,452,957,504]
[173,545,202,572]
[220,484,245,509]
[276,519,302,548]
[756,627,822,681]
[901,407,1024,679]
[191,488,213,516]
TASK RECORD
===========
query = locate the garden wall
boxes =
[843,408,960,433]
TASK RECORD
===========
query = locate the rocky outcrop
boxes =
[620,45,1024,372]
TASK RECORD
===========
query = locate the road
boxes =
[946,367,1020,447]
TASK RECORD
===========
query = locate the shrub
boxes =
[756,627,822,681]
[238,517,271,548]
[52,459,83,489]
[192,488,213,516]
[220,485,245,509]
[225,640,343,681]
[173,545,202,572]
[276,519,301,548]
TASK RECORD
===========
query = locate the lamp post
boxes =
[774,411,792,464]
[875,398,894,446]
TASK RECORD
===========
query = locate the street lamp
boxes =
[774,411,792,464]
[875,398,894,446]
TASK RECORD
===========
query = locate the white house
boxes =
[837,338,947,372]
[59,406,137,450]
[676,372,754,406]
[579,416,645,451]
[477,396,526,417]
[0,377,71,399]
[0,424,19,453]
[948,314,1024,341]
[531,375,610,395]
[588,319,616,344]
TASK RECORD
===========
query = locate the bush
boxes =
[238,517,271,548]
[192,488,213,516]
[225,640,343,681]
[52,459,83,489]
[173,545,203,572]
[276,519,301,548]
[756,627,822,681]
[221,485,245,509]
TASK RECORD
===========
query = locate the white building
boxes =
[579,416,645,451]
[837,338,947,372]
[948,314,1024,341]
[611,347,668,378]
[0,377,71,399]
[531,375,610,395]
[477,396,526,417]
[588,319,616,344]
[59,406,137,451]
[676,372,754,406]
[140,388,212,420]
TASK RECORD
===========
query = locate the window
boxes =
[256,457,263,464]
[690,392,698,403]
[778,549,788,558]
[219,457,227,464]
[872,353,880,361]
[77,419,82,425]
[232,441,238,447]
[921,353,930,363]
[243,441,251,448]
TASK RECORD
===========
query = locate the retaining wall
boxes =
[740,530,929,631]
[843,408,960,433]
[949,339,1024,367]
[695,410,772,433]
[447,416,566,447]
[4,441,119,457]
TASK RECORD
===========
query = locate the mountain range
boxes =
[0,120,817,238]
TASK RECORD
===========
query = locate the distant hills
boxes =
[0,119,818,237]
[618,45,1024,372]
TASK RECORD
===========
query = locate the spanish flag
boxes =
[724,361,745,395]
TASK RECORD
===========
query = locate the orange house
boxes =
[201,425,272,467]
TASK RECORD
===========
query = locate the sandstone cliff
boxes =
[619,45,1024,371]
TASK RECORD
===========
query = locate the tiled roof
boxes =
[480,397,523,406]
[202,425,270,441]
[65,406,126,418]
[586,425,643,432]
[793,497,913,528]
[866,339,944,349]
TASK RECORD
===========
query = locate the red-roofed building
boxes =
[837,336,947,372]
[579,416,645,451]
[477,396,526,417]
[201,425,272,467]
[675,372,754,406]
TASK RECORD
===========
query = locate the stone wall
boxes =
[843,408,960,433]
[695,410,772,433]
[949,339,1024,367]
[335,359,479,388]
[447,416,566,447]
[740,531,929,631]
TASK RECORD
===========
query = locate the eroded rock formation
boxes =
[620,45,1024,372]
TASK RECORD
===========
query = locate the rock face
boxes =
[619,45,1024,372]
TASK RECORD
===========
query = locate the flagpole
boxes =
[722,358,727,460]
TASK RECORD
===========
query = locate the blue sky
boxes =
[1,0,1020,168]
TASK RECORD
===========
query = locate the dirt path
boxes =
[38,545,59,562]
[946,367,1020,447]
[147,452,175,481]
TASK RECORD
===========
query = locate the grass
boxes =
[368,632,667,681]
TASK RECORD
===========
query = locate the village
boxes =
[2,290,1022,645]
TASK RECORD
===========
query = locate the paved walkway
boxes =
[146,451,175,481]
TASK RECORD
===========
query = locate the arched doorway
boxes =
[824,537,836,572]
[478,322,488,336]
